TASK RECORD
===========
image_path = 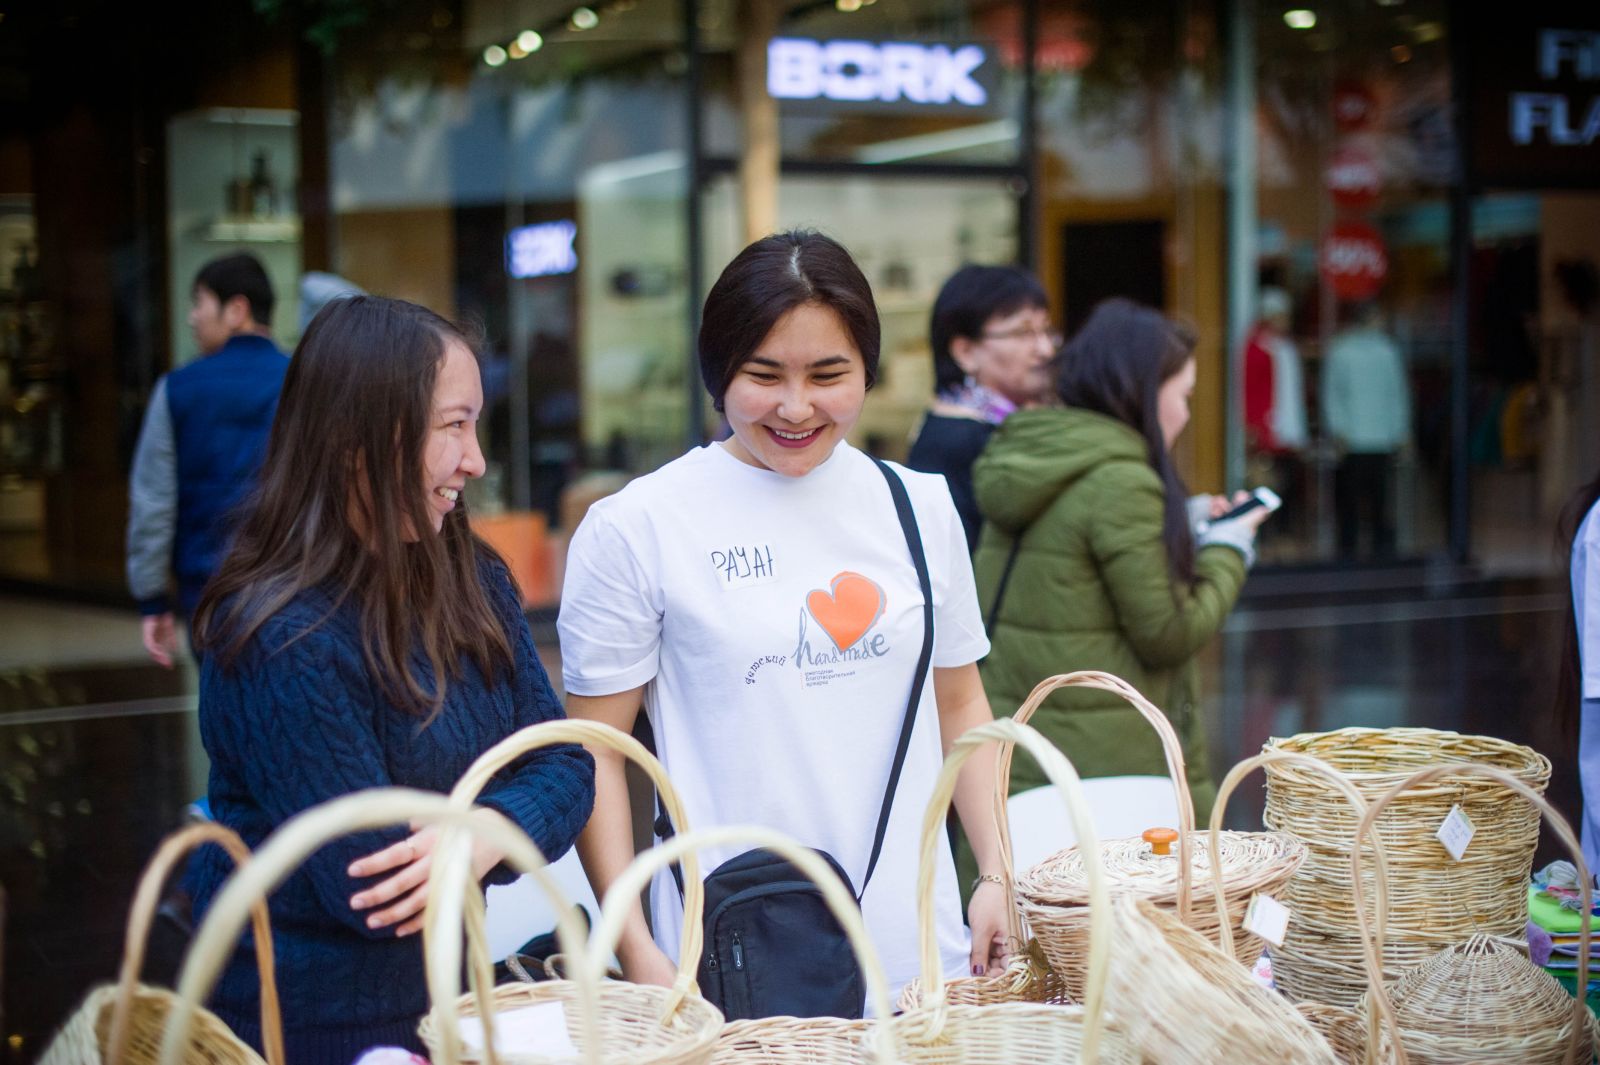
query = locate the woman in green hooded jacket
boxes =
[963,299,1271,882]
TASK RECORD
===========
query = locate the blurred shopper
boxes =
[1242,286,1308,458]
[559,231,1008,1007]
[186,296,594,1062]
[126,253,288,667]
[1322,300,1411,560]
[298,269,364,333]
[907,264,1057,551]
[969,298,1269,841]
[1559,468,1600,877]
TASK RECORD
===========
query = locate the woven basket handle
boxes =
[914,718,1111,1061]
[1007,670,1196,921]
[158,790,595,1065]
[107,822,284,1065]
[1208,750,1399,1065]
[1351,764,1590,1065]
[446,719,703,1018]
[597,824,898,1062]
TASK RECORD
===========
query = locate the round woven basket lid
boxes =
[1375,934,1595,1050]
[1016,830,1306,905]
[1265,727,1550,786]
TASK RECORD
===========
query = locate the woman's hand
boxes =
[617,937,678,987]
[966,877,1011,976]
[347,809,507,936]
[1207,491,1251,520]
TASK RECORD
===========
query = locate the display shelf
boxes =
[198,216,301,243]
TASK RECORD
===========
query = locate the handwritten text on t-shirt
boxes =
[711,544,777,589]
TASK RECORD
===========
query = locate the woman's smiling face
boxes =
[719,302,868,478]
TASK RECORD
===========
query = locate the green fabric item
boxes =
[1530,885,1592,934]
[955,407,1247,898]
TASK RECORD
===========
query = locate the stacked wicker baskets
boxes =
[1012,672,1306,1000]
[1347,763,1597,1065]
[1262,727,1551,1008]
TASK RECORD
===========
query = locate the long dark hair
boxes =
[194,295,512,721]
[1556,470,1600,730]
[1057,298,1199,584]
[699,229,880,411]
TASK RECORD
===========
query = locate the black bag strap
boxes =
[862,456,934,896]
[984,535,1025,637]
[653,457,935,902]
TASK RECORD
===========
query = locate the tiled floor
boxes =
[0,578,1583,1061]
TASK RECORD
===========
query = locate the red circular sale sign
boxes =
[1326,144,1381,211]
[1333,81,1376,132]
[1320,222,1389,301]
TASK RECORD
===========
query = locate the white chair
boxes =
[483,848,608,964]
[1006,775,1180,873]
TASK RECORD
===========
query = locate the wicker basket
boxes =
[578,824,892,1065]
[1208,750,1400,1065]
[158,789,720,1065]
[888,717,1141,1064]
[1262,727,1550,1008]
[1349,764,1597,1065]
[897,674,1088,1011]
[420,718,710,1061]
[39,822,281,1065]
[1013,671,1306,1000]
[425,720,724,1065]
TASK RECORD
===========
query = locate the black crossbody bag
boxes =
[653,457,934,1020]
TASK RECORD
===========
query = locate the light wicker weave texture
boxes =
[1296,1002,1397,1065]
[889,717,1140,1065]
[420,719,720,1065]
[1262,728,1550,1008]
[1009,672,1305,1001]
[39,822,278,1065]
[1357,935,1596,1065]
[1347,763,1595,1065]
[1104,894,1341,1065]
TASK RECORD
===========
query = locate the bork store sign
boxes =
[1468,7,1600,189]
[768,37,997,111]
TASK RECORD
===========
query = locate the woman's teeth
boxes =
[772,428,816,440]
[436,487,459,502]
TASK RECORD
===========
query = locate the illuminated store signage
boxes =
[1468,17,1600,189]
[507,220,577,279]
[767,38,992,108]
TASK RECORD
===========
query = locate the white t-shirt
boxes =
[558,441,990,1002]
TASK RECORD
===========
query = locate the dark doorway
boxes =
[1061,219,1166,334]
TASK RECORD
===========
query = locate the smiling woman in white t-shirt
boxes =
[558,230,1009,1006]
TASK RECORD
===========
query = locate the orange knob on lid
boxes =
[1142,827,1179,856]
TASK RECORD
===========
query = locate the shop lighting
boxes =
[508,40,527,59]
[836,0,863,10]
[1375,0,1402,5]
[571,6,599,30]
[1412,20,1444,43]
[1283,9,1317,29]
[483,44,508,67]
[517,29,544,53]
[1391,43,1412,62]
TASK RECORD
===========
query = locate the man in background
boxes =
[126,252,288,666]
[1322,299,1411,560]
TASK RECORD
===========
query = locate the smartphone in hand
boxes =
[1198,486,1282,533]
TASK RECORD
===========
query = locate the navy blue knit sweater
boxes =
[186,556,595,1064]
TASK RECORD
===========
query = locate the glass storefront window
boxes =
[1238,0,1456,565]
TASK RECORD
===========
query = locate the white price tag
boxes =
[1435,804,1476,862]
[1243,892,1292,948]
[459,1001,579,1056]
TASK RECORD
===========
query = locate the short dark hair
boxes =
[194,253,275,327]
[699,230,879,412]
[929,264,1048,393]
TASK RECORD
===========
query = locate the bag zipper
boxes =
[731,930,744,970]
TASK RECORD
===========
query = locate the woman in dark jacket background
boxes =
[907,264,1058,551]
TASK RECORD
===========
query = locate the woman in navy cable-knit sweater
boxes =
[185,295,595,1063]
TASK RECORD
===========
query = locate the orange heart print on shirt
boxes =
[806,571,886,652]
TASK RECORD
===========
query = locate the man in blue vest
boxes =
[126,253,288,667]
